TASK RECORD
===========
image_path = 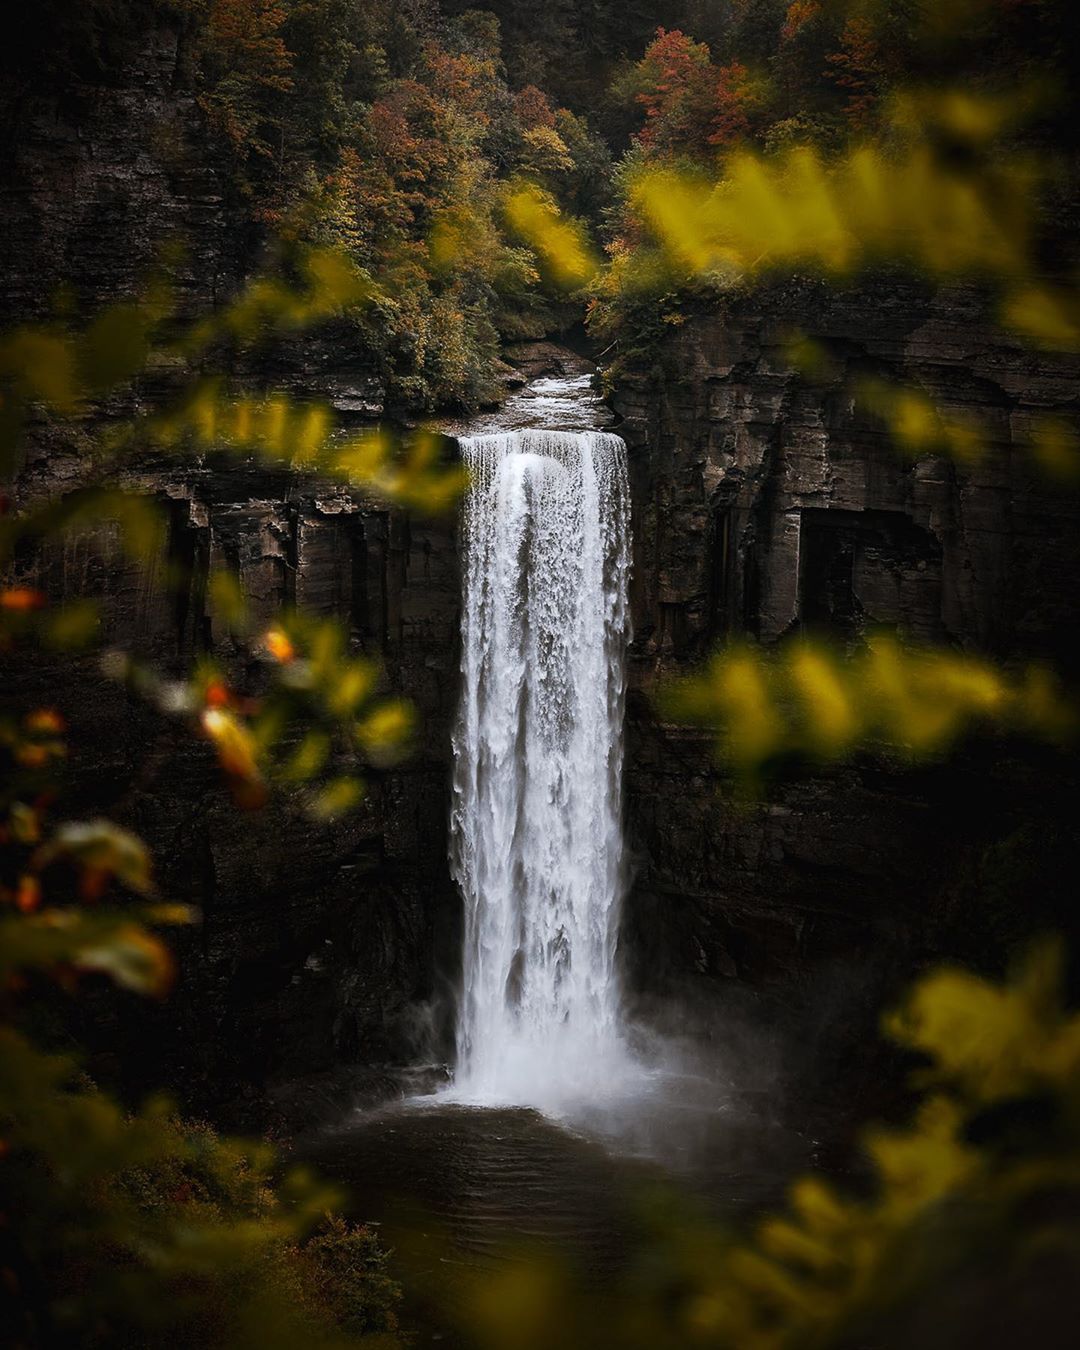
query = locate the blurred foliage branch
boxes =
[0,693,403,1347]
[512,0,1079,473]
[582,96,1080,470]
[1,1015,401,1347]
[1,244,463,815]
[664,634,1075,787]
[0,242,461,508]
[102,600,415,818]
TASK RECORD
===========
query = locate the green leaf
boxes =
[39,819,155,895]
[355,700,413,764]
[281,730,331,783]
[46,600,101,649]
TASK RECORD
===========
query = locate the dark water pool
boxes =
[299,1071,824,1342]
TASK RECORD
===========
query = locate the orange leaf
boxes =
[1,589,46,612]
[205,680,231,708]
[78,868,109,903]
[201,707,267,807]
[15,876,41,914]
[24,709,65,734]
[263,627,296,663]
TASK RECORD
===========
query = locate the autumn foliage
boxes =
[183,0,293,157]
[170,2,611,409]
[825,15,886,131]
[781,0,823,44]
[629,29,760,157]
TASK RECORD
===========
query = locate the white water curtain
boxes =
[450,430,633,1107]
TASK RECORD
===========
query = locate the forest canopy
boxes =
[5,2,1078,418]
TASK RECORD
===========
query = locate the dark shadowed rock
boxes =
[610,281,1080,1101]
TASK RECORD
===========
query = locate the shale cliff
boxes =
[613,284,1080,1088]
[2,30,461,1119]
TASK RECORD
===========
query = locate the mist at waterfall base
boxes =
[444,426,646,1114]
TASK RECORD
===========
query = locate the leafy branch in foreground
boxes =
[1,1026,401,1348]
[0,243,463,512]
[572,0,1080,474]
[102,594,414,819]
[0,698,403,1348]
[0,245,367,476]
[663,635,1075,786]
[690,938,1080,1350]
[1,247,466,818]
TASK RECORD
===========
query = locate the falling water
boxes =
[449,429,635,1109]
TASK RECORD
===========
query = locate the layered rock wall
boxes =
[0,29,235,320]
[6,461,462,1113]
[2,33,455,1117]
[612,281,1080,1079]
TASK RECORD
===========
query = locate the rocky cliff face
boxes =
[615,280,1079,665]
[0,28,236,322]
[611,281,1080,1089]
[8,460,464,1120]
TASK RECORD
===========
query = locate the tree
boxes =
[825,13,886,132]
[780,0,822,44]
[633,27,717,155]
[707,60,756,147]
[514,84,557,129]
[183,0,294,165]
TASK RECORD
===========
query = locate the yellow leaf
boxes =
[355,700,413,762]
[308,776,364,820]
[503,184,599,289]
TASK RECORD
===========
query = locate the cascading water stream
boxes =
[449,428,636,1109]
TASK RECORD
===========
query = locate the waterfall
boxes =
[449,429,634,1108]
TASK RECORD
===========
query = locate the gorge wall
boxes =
[2,30,463,1120]
[613,284,1080,1092]
[11,447,464,1120]
[5,35,1079,1121]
